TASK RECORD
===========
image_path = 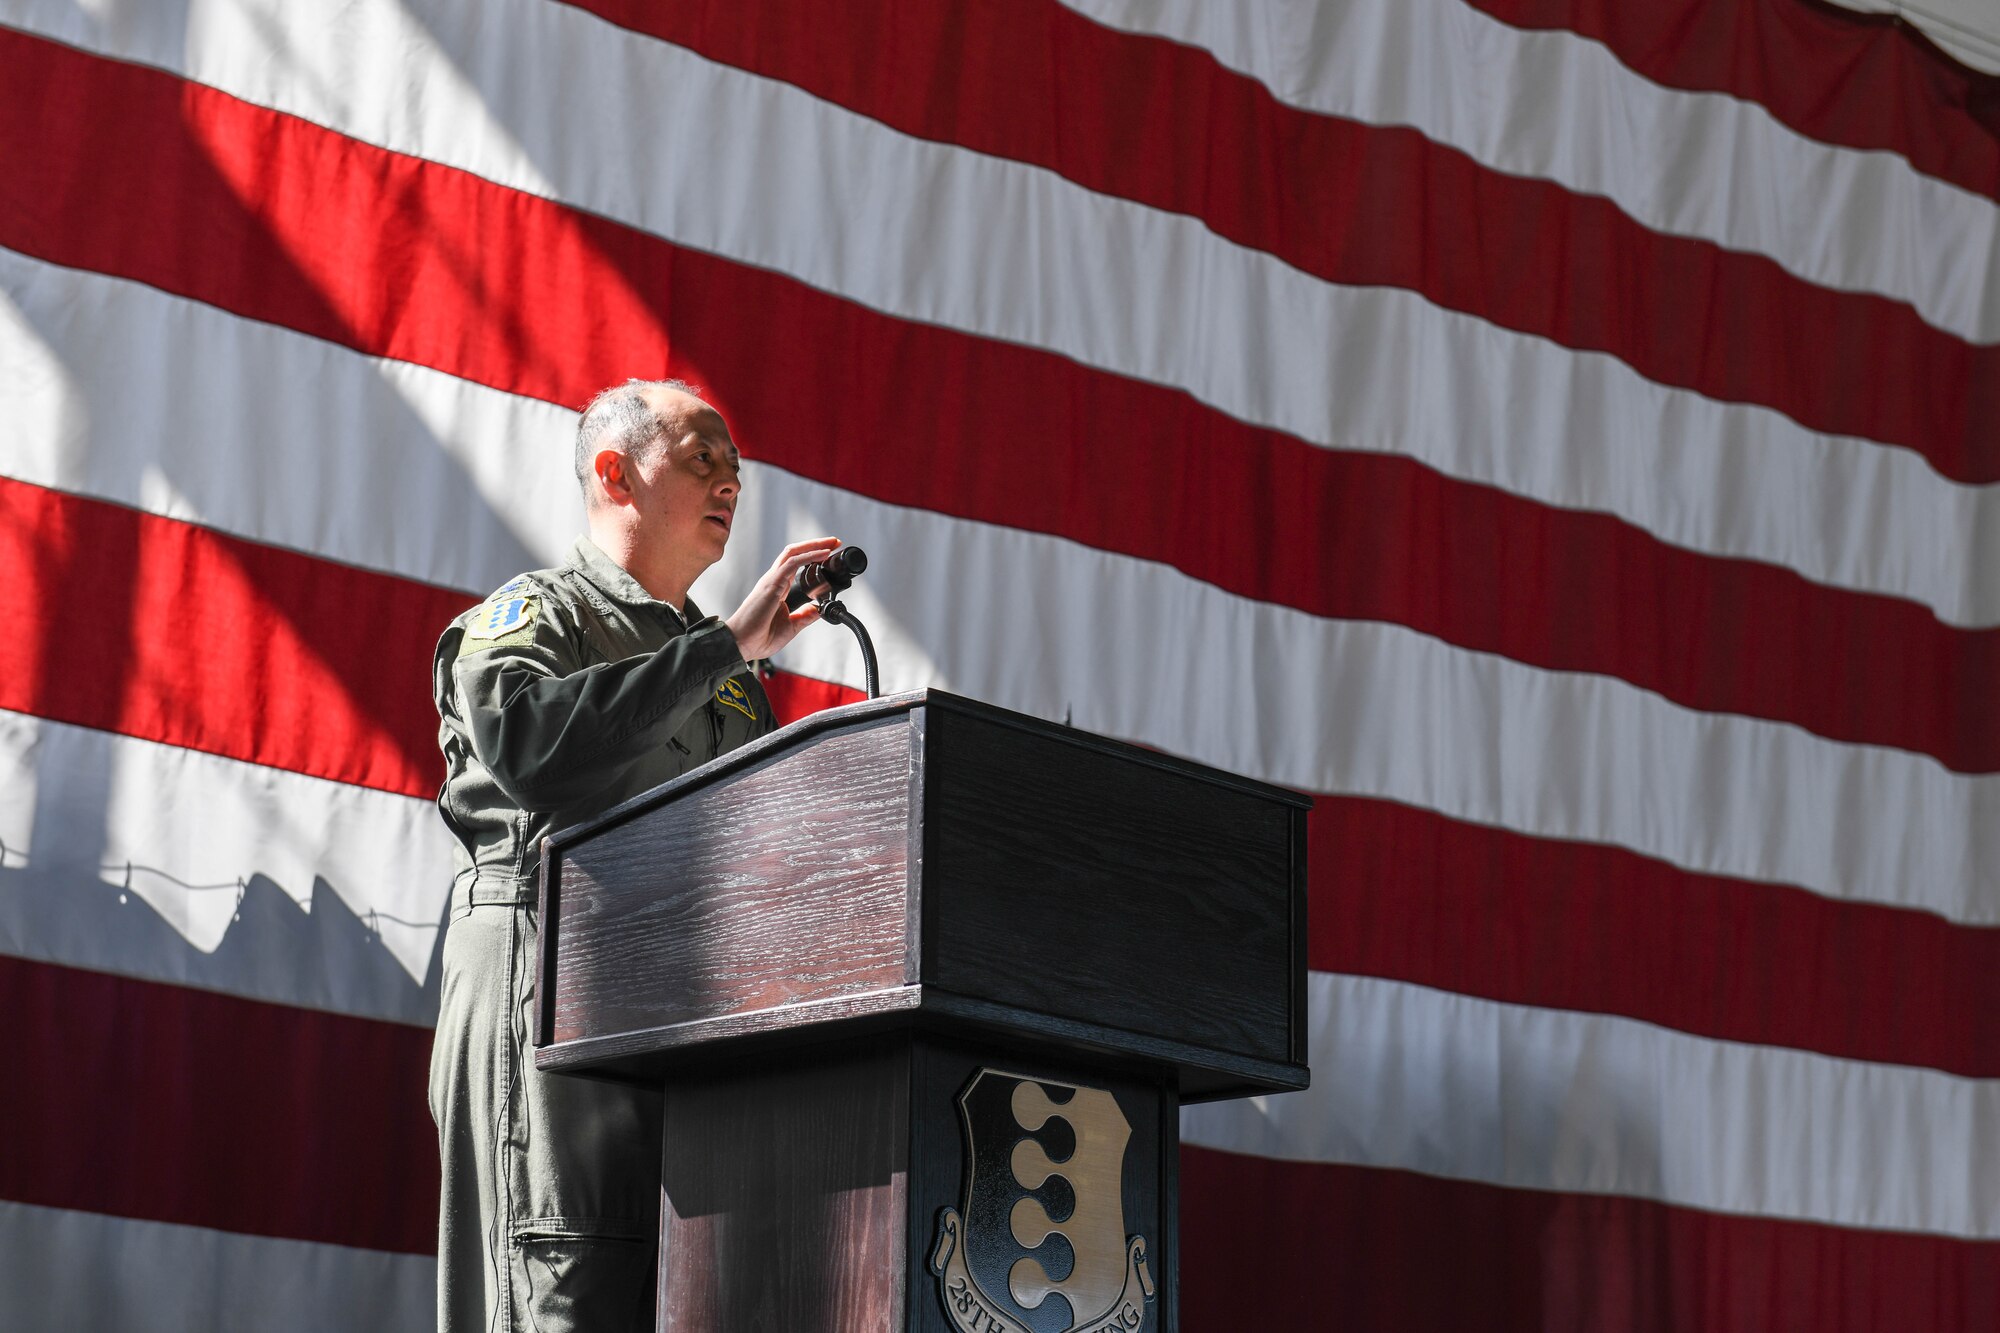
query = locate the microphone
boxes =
[785,546,868,610]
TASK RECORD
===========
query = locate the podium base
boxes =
[656,1033,1178,1333]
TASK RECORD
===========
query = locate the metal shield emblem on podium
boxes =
[930,1069,1155,1333]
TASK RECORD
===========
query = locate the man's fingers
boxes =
[778,552,836,580]
[766,539,843,590]
[734,540,841,655]
[776,538,840,563]
[775,536,841,564]
[735,601,820,660]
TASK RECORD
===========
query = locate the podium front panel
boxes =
[921,703,1296,1067]
[545,714,918,1051]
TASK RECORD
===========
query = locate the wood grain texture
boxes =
[659,1041,909,1332]
[549,717,914,1047]
[539,691,1307,1094]
[536,987,924,1079]
[923,705,1296,1064]
[1289,806,1310,1067]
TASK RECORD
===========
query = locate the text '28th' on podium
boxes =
[535,689,1309,1333]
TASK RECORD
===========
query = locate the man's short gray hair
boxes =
[573,377,705,494]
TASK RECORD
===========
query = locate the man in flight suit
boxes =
[428,378,839,1331]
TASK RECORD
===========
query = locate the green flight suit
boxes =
[428,536,774,1333]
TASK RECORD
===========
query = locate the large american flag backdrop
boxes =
[3,0,1995,1327]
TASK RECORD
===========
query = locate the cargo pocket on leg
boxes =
[510,1221,655,1331]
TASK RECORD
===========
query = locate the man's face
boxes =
[622,389,742,577]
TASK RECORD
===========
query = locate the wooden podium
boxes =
[536,690,1309,1332]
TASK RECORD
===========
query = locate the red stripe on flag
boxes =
[0,478,464,798]
[1310,796,2000,1078]
[565,0,1997,480]
[1468,0,2000,202]
[1180,1148,2000,1332]
[759,668,866,726]
[0,954,438,1255]
[2,34,1992,771]
[0,27,648,410]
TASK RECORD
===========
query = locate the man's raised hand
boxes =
[725,537,842,660]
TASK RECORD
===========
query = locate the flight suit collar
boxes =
[565,536,700,623]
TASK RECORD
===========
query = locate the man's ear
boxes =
[594,449,635,507]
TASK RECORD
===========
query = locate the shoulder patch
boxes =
[715,676,758,721]
[464,593,540,642]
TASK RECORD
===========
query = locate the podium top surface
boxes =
[537,689,1310,1101]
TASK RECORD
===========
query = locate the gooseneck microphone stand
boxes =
[817,596,880,700]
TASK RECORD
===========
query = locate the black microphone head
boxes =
[785,545,869,610]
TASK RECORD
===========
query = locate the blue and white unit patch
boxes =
[464,594,539,641]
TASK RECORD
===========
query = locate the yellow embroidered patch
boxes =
[464,593,539,642]
[715,676,757,721]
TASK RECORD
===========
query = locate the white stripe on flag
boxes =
[2,2,1994,627]
[0,1201,435,1333]
[0,709,451,985]
[1062,0,2000,345]
[0,250,575,596]
[1180,971,2000,1238]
